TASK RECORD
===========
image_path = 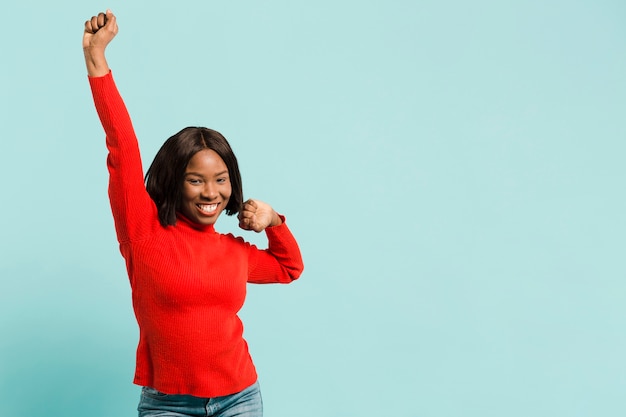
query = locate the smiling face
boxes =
[179,149,232,226]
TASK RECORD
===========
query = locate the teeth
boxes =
[198,204,218,213]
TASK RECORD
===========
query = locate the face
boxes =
[179,149,232,226]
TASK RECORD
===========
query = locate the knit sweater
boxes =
[89,71,304,398]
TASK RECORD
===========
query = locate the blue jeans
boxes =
[137,381,263,417]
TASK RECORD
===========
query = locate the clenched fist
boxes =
[83,10,118,77]
[83,10,118,51]
[238,199,283,233]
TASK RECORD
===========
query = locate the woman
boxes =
[83,10,304,417]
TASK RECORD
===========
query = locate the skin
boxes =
[83,10,117,77]
[84,10,282,232]
[180,149,232,226]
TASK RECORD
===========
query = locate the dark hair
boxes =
[145,127,243,227]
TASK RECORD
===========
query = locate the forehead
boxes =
[186,149,228,173]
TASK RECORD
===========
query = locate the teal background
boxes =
[1,1,625,416]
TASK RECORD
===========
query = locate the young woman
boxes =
[83,10,304,417]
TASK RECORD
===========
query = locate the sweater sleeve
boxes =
[89,71,156,243]
[247,217,304,284]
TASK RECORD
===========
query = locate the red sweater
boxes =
[89,72,304,397]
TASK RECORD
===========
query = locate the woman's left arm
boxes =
[241,200,304,284]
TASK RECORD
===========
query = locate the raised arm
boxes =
[83,10,117,77]
[84,10,156,243]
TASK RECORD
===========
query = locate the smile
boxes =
[197,203,219,215]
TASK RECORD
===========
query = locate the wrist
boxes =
[83,44,106,58]
[269,212,283,227]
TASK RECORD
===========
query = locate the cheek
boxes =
[180,185,196,203]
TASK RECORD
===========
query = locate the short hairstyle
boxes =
[145,127,243,227]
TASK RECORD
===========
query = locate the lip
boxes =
[196,203,220,217]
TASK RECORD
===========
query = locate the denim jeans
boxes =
[137,381,263,417]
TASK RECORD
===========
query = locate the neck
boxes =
[176,212,217,232]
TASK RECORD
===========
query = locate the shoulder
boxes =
[221,232,249,246]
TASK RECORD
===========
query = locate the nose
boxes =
[201,182,218,200]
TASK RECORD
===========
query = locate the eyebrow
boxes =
[184,170,229,177]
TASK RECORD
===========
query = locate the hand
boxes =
[83,10,118,77]
[238,199,283,233]
[83,10,118,51]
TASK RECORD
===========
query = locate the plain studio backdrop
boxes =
[1,1,625,416]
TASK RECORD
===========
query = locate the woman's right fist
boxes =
[83,9,118,50]
[85,12,108,34]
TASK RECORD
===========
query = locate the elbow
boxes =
[285,259,304,283]
[291,263,305,282]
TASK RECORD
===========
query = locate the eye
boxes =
[187,178,202,185]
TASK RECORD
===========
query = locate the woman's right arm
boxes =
[84,11,156,242]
